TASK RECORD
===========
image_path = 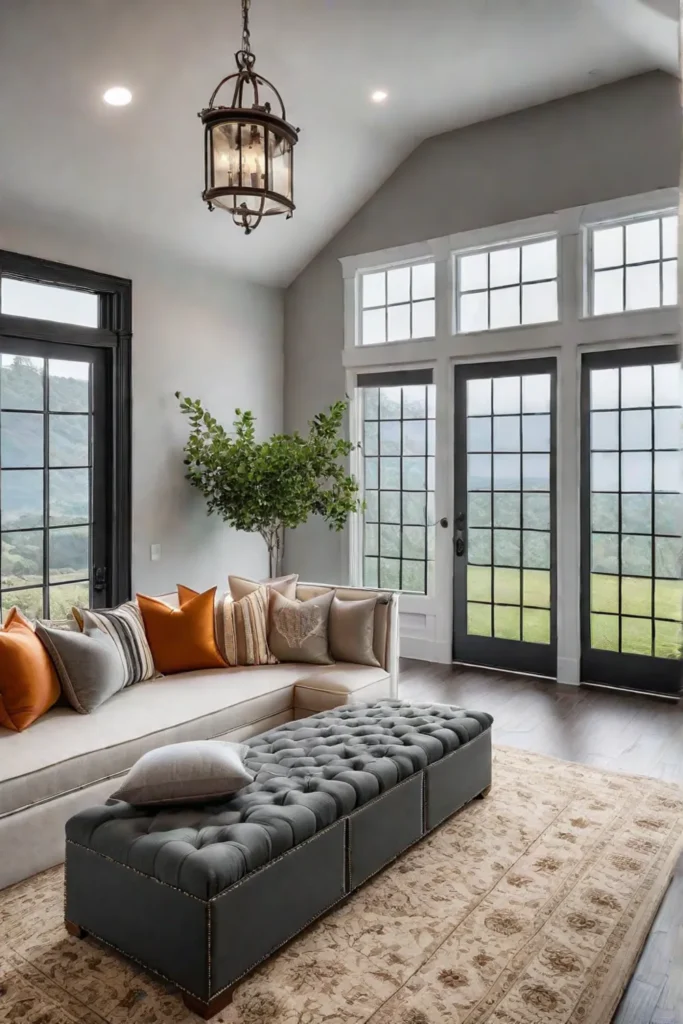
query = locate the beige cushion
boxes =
[0,665,305,818]
[294,664,391,713]
[229,574,298,601]
[328,595,380,667]
[0,659,393,819]
[111,740,253,807]
[269,590,334,665]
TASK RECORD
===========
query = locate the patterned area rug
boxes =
[1,746,682,1024]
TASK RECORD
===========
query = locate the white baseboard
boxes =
[400,636,451,664]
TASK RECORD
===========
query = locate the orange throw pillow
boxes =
[0,608,60,732]
[137,587,226,675]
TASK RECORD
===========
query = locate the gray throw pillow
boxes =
[35,622,127,714]
[329,595,381,667]
[268,590,334,664]
[110,740,254,807]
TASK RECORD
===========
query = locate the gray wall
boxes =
[284,71,681,582]
[0,219,284,595]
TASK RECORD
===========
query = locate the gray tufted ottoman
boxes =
[64,700,492,1018]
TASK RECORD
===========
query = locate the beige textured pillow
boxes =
[328,595,381,667]
[229,573,298,602]
[221,588,277,666]
[268,590,334,664]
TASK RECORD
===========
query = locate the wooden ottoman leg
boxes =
[476,785,492,799]
[182,987,234,1020]
[65,920,87,938]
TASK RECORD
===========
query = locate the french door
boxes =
[581,346,681,695]
[0,248,132,620]
[0,338,110,619]
[453,358,557,676]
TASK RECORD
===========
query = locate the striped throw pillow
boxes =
[73,602,156,686]
[221,587,277,667]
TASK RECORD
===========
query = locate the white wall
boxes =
[284,72,682,584]
[0,219,284,594]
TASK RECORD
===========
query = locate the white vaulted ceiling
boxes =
[0,0,678,286]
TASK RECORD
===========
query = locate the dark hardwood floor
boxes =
[399,659,683,1024]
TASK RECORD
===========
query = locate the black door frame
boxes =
[580,344,681,696]
[0,250,132,607]
[453,357,558,677]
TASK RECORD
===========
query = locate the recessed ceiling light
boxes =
[371,90,388,104]
[103,86,132,107]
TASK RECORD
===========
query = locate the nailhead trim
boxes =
[66,921,207,1002]
[65,840,207,903]
[207,886,347,1000]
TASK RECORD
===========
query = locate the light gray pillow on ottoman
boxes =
[110,740,254,807]
[35,622,126,713]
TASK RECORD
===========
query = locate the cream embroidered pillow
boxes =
[268,590,334,665]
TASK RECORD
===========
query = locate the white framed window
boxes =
[359,261,435,345]
[357,369,435,594]
[454,236,558,334]
[586,212,677,316]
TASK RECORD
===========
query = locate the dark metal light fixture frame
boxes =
[199,0,299,234]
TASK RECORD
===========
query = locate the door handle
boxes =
[454,511,466,558]
[93,566,107,593]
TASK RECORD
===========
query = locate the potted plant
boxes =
[176,394,362,576]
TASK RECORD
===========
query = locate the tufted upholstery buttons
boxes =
[66,700,493,899]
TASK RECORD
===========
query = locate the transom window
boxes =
[1,277,99,328]
[360,262,435,345]
[589,214,677,315]
[359,370,435,593]
[455,237,558,333]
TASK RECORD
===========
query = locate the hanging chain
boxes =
[241,0,252,54]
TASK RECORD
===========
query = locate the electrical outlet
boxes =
[150,544,161,562]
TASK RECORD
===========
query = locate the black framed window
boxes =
[358,369,435,594]
[581,346,681,695]
[0,251,131,618]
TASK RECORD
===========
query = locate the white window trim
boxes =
[341,188,679,676]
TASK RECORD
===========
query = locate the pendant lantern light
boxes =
[199,0,299,234]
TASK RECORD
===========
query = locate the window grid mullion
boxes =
[42,362,49,618]
[616,368,622,653]
[398,389,404,592]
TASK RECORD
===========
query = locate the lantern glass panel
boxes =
[269,133,292,202]
[211,123,241,190]
[238,123,267,191]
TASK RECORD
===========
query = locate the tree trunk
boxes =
[265,526,284,578]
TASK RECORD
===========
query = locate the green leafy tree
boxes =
[176,394,363,576]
